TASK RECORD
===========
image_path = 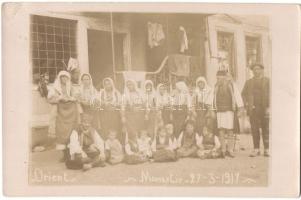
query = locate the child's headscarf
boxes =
[101,77,119,104]
[79,73,97,100]
[175,81,189,94]
[53,70,71,96]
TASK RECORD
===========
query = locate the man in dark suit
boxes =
[242,64,270,157]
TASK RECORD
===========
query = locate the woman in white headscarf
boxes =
[47,70,79,153]
[121,79,146,140]
[155,83,172,124]
[170,81,192,137]
[143,80,156,138]
[192,76,214,134]
[78,73,99,127]
[98,77,122,140]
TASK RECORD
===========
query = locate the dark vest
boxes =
[216,83,233,112]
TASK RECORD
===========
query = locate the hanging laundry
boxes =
[148,22,165,48]
[179,26,188,53]
[168,54,190,77]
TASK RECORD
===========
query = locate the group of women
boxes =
[47,70,216,150]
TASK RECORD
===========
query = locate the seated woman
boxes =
[176,120,199,158]
[151,126,177,162]
[196,118,222,159]
[65,114,106,171]
[124,130,148,165]
[105,130,124,165]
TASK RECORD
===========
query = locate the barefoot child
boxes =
[105,130,124,164]
[65,114,106,171]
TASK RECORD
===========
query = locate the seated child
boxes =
[65,114,106,171]
[151,126,177,162]
[137,130,153,158]
[105,130,124,165]
[196,125,222,159]
[165,123,178,150]
[176,120,199,158]
[124,131,148,165]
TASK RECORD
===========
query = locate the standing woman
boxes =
[47,71,79,152]
[79,73,98,123]
[121,79,146,140]
[155,83,172,125]
[99,77,122,140]
[171,81,192,138]
[143,80,156,138]
[192,76,214,135]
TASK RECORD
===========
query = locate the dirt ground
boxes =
[29,134,269,187]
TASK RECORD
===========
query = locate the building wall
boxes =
[205,14,271,91]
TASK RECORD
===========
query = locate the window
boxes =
[245,36,261,68]
[31,15,77,83]
[217,31,236,79]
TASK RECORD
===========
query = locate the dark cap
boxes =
[250,63,264,70]
[216,70,227,76]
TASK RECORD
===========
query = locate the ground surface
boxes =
[29,134,268,187]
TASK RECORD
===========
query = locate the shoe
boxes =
[220,152,225,159]
[264,149,269,157]
[83,163,92,171]
[225,151,235,158]
[249,149,260,157]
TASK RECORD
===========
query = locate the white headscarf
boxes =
[53,70,71,96]
[156,83,170,107]
[175,81,189,94]
[101,77,119,104]
[79,73,97,101]
[194,76,213,105]
[123,79,143,105]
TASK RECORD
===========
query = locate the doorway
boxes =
[87,29,125,90]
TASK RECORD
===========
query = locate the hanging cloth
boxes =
[179,26,188,53]
[148,22,165,48]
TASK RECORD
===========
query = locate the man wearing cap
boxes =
[213,70,244,158]
[65,114,106,171]
[242,64,270,157]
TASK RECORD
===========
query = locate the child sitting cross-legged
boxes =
[137,130,153,159]
[105,130,124,165]
[65,114,106,171]
[165,123,178,151]
[196,117,222,159]
[176,120,199,158]
[151,126,177,162]
[124,130,149,165]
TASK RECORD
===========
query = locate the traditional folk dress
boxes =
[65,126,106,170]
[99,78,122,140]
[196,127,221,159]
[105,138,124,164]
[155,83,172,124]
[171,81,192,137]
[192,77,214,135]
[137,135,153,158]
[79,73,99,128]
[151,135,177,162]
[122,79,146,139]
[213,78,243,154]
[143,80,157,138]
[176,131,199,158]
[124,137,148,165]
[47,71,79,146]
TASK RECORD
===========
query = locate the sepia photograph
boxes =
[2,2,300,197]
